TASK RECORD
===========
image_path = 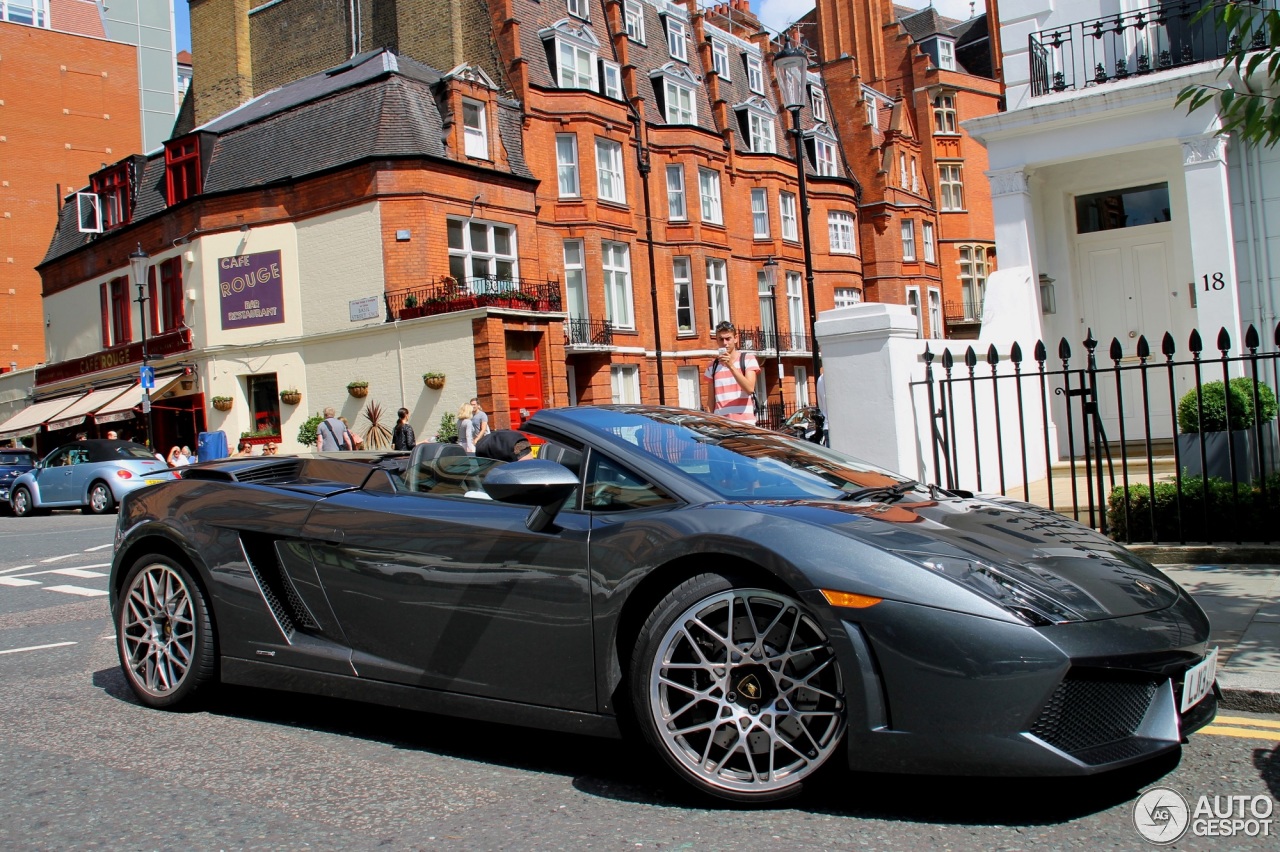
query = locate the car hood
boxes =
[761,493,1181,621]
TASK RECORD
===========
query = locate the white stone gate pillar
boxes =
[1181,134,1244,345]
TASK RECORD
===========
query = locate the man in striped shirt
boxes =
[704,320,760,425]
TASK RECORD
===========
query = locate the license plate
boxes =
[1180,647,1218,712]
[143,479,166,486]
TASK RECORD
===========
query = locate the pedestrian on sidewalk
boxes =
[470,398,490,442]
[316,406,349,452]
[704,320,760,425]
[392,407,416,449]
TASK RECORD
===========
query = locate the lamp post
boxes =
[129,244,154,449]
[761,258,783,405]
[773,42,822,386]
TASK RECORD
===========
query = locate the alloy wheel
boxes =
[119,563,197,698]
[12,487,31,517]
[89,483,112,513]
[647,588,845,796]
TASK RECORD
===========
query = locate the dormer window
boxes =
[712,40,731,79]
[652,63,699,126]
[542,20,601,91]
[805,125,839,177]
[664,15,688,62]
[810,85,826,122]
[935,37,956,71]
[90,160,134,230]
[735,97,776,154]
[566,0,588,20]
[165,136,202,206]
[745,54,764,94]
[462,99,488,159]
[624,0,645,43]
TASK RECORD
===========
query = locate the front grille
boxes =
[1030,672,1160,755]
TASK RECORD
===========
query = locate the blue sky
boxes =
[173,1,987,57]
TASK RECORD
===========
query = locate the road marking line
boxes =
[1215,715,1280,730]
[49,568,106,579]
[7,563,113,579]
[43,585,108,597]
[0,641,76,656]
[0,577,40,587]
[1202,725,1280,742]
[39,554,77,563]
[0,565,36,575]
[83,543,114,552]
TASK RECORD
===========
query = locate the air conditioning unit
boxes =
[76,192,103,234]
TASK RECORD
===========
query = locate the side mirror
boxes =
[482,459,579,532]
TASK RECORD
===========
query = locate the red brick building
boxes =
[0,6,142,372]
[801,0,1004,338]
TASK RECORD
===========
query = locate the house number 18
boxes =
[1202,272,1226,291]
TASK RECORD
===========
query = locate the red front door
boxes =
[507,358,544,428]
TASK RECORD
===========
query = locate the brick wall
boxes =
[250,0,353,95]
[190,0,254,125]
[0,23,141,370]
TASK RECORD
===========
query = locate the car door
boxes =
[34,446,76,504]
[301,483,596,711]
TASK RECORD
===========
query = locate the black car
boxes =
[108,406,1217,803]
[0,446,37,509]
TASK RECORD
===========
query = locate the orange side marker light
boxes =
[820,589,883,609]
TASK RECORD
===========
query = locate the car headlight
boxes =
[910,553,1085,626]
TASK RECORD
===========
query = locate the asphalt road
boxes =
[0,511,1277,850]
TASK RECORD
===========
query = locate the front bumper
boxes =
[826,588,1214,776]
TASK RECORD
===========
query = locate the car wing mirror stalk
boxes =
[481,460,580,534]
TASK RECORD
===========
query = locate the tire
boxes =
[116,555,217,709]
[630,573,847,804]
[11,486,34,517]
[85,481,115,515]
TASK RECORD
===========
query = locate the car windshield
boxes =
[0,451,34,465]
[578,408,915,501]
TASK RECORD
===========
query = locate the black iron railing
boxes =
[564,317,614,347]
[1028,0,1271,96]
[739,327,813,354]
[943,300,982,323]
[757,400,797,432]
[911,324,1280,544]
[386,275,563,320]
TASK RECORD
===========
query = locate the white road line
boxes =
[83,543,114,552]
[49,568,107,579]
[39,554,77,563]
[0,577,41,587]
[0,565,36,575]
[43,585,108,597]
[0,641,76,656]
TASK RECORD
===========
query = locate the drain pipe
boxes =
[633,117,667,405]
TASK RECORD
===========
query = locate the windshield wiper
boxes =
[841,480,919,503]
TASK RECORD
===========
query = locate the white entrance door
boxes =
[677,366,700,411]
[1074,223,1195,440]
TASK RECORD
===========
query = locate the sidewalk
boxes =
[1137,555,1280,714]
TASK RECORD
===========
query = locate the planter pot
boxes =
[348,385,369,399]
[1176,428,1280,483]
[212,398,233,412]
[280,391,302,405]
[399,306,426,320]
[424,376,446,390]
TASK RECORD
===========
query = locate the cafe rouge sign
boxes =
[220,250,285,330]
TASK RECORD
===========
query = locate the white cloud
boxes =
[752,0,986,37]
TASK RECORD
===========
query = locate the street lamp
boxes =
[760,258,783,405]
[773,41,822,385]
[129,244,154,449]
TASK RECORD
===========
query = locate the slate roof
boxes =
[42,50,532,266]
[895,4,993,79]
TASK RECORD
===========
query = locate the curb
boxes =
[1128,544,1280,565]
[1218,684,1280,715]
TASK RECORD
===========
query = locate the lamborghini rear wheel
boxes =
[117,555,217,708]
[631,573,847,803]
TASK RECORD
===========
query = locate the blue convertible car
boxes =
[10,439,176,516]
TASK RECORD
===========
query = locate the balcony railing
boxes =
[385,275,563,321]
[564,317,615,348]
[1028,0,1269,96]
[738,327,813,354]
[943,300,982,323]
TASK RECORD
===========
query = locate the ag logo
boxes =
[1134,786,1190,844]
[737,675,762,700]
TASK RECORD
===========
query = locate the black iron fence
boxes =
[1028,0,1270,96]
[757,400,797,432]
[943,300,982,323]
[911,324,1280,544]
[385,275,563,320]
[564,317,614,348]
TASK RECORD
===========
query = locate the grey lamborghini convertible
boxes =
[109,405,1217,802]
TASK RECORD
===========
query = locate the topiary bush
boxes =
[297,412,323,447]
[1107,472,1280,542]
[1177,377,1278,433]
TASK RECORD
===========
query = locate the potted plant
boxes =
[279,388,302,405]
[1176,377,1279,482]
[423,372,446,390]
[435,412,458,443]
[347,380,369,399]
[297,412,323,447]
[212,395,233,412]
